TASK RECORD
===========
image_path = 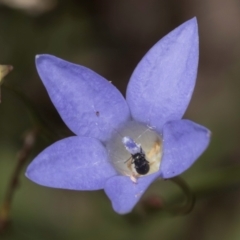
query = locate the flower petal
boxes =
[160,119,211,179]
[26,136,117,190]
[36,54,130,142]
[104,173,159,214]
[126,18,199,131]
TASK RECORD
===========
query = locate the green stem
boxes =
[166,176,195,215]
[165,165,240,215]
[0,128,38,233]
[129,165,240,222]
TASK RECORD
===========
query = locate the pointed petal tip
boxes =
[35,54,45,61]
[183,17,198,28]
[187,17,198,41]
[35,54,46,67]
[25,170,29,179]
[35,54,54,65]
[207,130,212,138]
[169,17,198,44]
[188,16,197,24]
[35,54,63,68]
[25,163,34,181]
[179,17,198,37]
[25,165,40,186]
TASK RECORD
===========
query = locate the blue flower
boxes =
[26,18,210,214]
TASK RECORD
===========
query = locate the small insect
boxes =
[131,148,150,175]
[122,136,150,175]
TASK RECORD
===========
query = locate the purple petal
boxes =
[26,136,117,190]
[126,18,199,132]
[36,54,130,142]
[104,173,159,214]
[160,119,211,179]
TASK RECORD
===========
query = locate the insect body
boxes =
[122,136,150,175]
[131,150,150,175]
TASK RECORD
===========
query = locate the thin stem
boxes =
[166,176,196,215]
[128,164,240,223]
[0,128,39,233]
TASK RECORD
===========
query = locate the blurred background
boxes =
[1,0,240,239]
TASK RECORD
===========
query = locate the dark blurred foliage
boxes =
[1,0,240,239]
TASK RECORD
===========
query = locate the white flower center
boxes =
[105,121,163,181]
